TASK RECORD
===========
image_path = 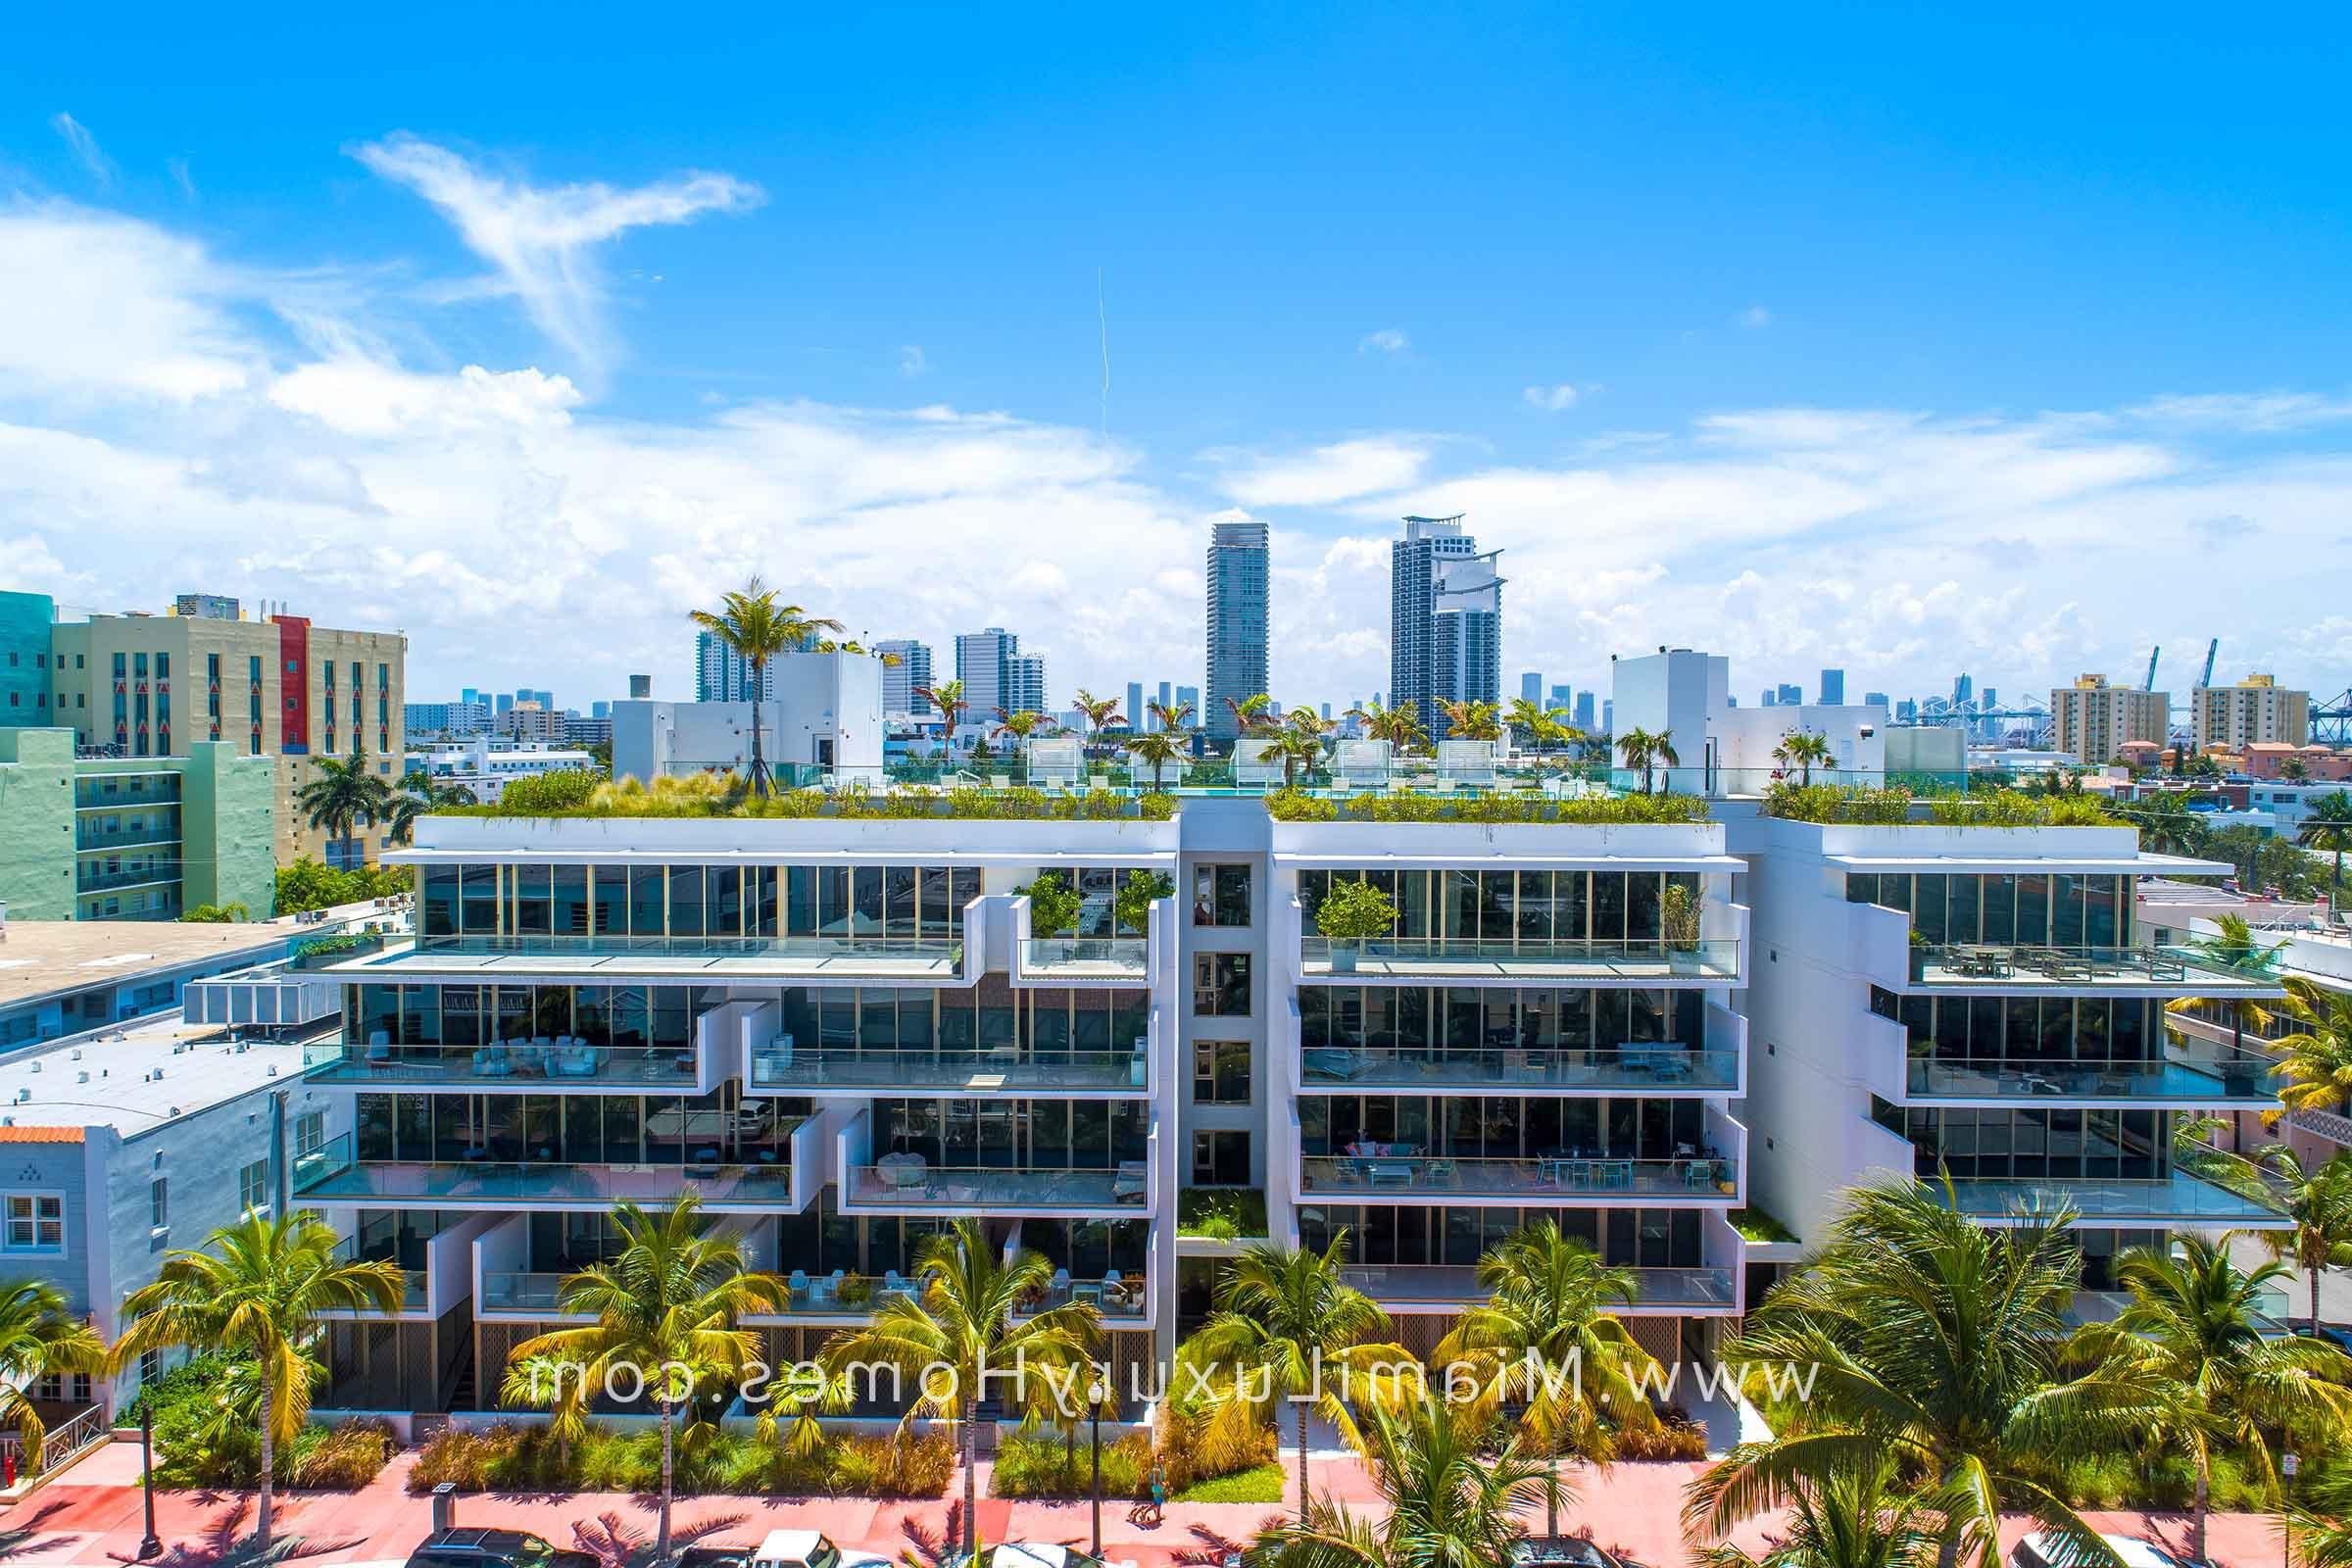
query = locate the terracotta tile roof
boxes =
[0,1126,84,1143]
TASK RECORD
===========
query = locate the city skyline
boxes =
[5,15,2352,711]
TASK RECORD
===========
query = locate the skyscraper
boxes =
[1776,682,1801,707]
[1520,671,1544,706]
[1005,654,1047,716]
[1157,680,1173,720]
[628,674,652,700]
[875,639,933,713]
[956,627,1020,718]
[1174,685,1199,724]
[1761,690,1777,708]
[1205,517,1270,741]
[1574,691,1596,730]
[697,630,775,703]
[1820,668,1845,706]
[1126,681,1147,731]
[1548,683,1572,713]
[1863,691,1889,709]
[1390,515,1503,740]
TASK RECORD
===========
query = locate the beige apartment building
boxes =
[2191,672,2309,753]
[50,600,407,868]
[2049,672,2170,764]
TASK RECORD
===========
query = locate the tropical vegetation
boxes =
[407,1420,951,1497]
[459,773,1179,821]
[294,740,393,852]
[0,1279,105,1471]
[111,1211,406,1546]
[1616,726,1679,793]
[273,857,412,913]
[385,772,478,845]
[1772,730,1835,785]
[688,576,842,797]
[2299,789,2352,919]
[1267,787,1708,824]
[2268,980,2352,1121]
[1250,1397,1549,1568]
[2242,1146,2352,1327]
[1348,698,1429,754]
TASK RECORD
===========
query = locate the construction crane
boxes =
[2200,638,2219,692]
[2143,647,2160,692]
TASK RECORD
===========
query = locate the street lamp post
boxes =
[1089,1381,1105,1558]
[137,1398,162,1560]
[2286,1451,2301,1568]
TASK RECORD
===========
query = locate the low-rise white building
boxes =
[613,654,884,786]
[406,740,599,803]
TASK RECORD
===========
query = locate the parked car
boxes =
[680,1531,893,1568]
[2291,1321,2352,1354]
[405,1530,599,1568]
[2013,1533,2195,1568]
[946,1545,1135,1568]
[1511,1540,1646,1568]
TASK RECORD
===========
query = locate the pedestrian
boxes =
[1147,1459,1168,1525]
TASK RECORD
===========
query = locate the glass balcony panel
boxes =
[327,1238,427,1310]
[295,1134,796,1206]
[307,1041,702,1089]
[1299,938,1737,982]
[845,1163,1149,1210]
[1298,1153,1735,1200]
[1018,938,1148,981]
[1906,944,2279,991]
[479,1272,572,1312]
[398,933,963,979]
[1301,1046,1737,1092]
[1937,1171,2283,1222]
[1339,1262,1735,1308]
[753,1272,1148,1322]
[1903,1051,2277,1102]
[754,1048,1147,1092]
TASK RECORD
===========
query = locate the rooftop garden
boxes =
[1265,786,1710,824]
[1728,1203,1799,1245]
[1176,1187,1269,1240]
[450,770,1178,821]
[1760,780,2125,828]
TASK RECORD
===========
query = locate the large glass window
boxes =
[1193,864,1252,927]
[1193,953,1251,1015]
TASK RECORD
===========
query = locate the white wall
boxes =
[612,654,884,783]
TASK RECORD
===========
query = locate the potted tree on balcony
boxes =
[1316,878,1397,975]
[1909,926,1929,983]
[1018,871,1085,966]
[1663,883,1703,976]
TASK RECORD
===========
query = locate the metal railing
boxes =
[1300,937,1739,980]
[75,862,180,894]
[0,1403,110,1474]
[1300,1152,1736,1200]
[1301,1045,1738,1092]
[75,821,181,851]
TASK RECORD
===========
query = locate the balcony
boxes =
[294,1134,800,1212]
[1901,942,2282,995]
[1016,937,1149,985]
[752,1047,1149,1095]
[742,1269,1149,1325]
[387,933,966,983]
[1299,937,1740,985]
[307,1041,702,1092]
[1900,1048,2278,1106]
[323,1240,429,1314]
[842,1161,1150,1214]
[75,821,181,851]
[2066,1283,2292,1333]
[75,863,178,894]
[478,1272,573,1313]
[1339,1262,1739,1314]
[1301,1044,1738,1094]
[1936,1169,2287,1226]
[1299,1152,1736,1203]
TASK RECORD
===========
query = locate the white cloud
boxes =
[167,157,196,202]
[1737,305,1772,329]
[349,134,763,384]
[2130,391,2352,431]
[899,344,928,378]
[1209,437,1431,508]
[0,201,256,400]
[1358,327,1409,355]
[1522,384,1579,413]
[50,114,116,187]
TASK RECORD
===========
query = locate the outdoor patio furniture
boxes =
[1366,1160,1415,1188]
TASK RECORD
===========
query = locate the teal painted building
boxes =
[0,591,58,727]
[0,729,276,920]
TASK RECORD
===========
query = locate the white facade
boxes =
[406,739,596,803]
[1609,649,1886,791]
[613,654,884,784]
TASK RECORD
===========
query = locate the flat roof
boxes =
[0,920,290,1011]
[0,1011,304,1138]
[1825,852,2235,877]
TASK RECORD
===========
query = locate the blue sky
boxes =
[3,4,2350,713]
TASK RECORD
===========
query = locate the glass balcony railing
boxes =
[75,862,179,894]
[1902,1052,2278,1102]
[306,1041,702,1088]
[1299,937,1739,982]
[1300,1152,1736,1200]
[1301,1045,1737,1092]
[326,1240,427,1310]
[750,1271,1148,1321]
[845,1162,1149,1209]
[402,933,963,978]
[1339,1262,1737,1309]
[1018,937,1149,981]
[752,1048,1149,1092]
[1936,1169,2284,1223]
[479,1272,574,1312]
[2066,1283,2292,1332]
[295,1134,796,1207]
[1905,944,2280,991]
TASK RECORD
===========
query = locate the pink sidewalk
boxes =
[0,1445,2294,1568]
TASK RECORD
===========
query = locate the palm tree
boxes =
[1150,696,1198,736]
[499,1347,593,1470]
[2132,799,2212,859]
[1224,692,1278,741]
[110,1211,405,1547]
[1274,708,1334,788]
[2300,790,2352,921]
[2288,1468,2352,1568]
[1505,697,1569,755]
[1438,700,1503,742]
[1615,727,1679,794]
[1191,1235,1417,1524]
[1126,730,1184,792]
[295,739,393,861]
[2071,1236,2352,1563]
[1251,1397,1548,1568]
[508,1196,777,1564]
[1774,731,1835,785]
[994,709,1050,755]
[1686,1179,2151,1568]
[820,1218,1099,1552]
[2267,980,2352,1123]
[385,773,478,846]
[914,679,968,760]
[1693,1459,1938,1568]
[2244,1146,2352,1328]
[0,1280,105,1472]
[1071,689,1125,758]
[687,579,841,796]
[1347,699,1427,756]
[1434,1220,1660,1541]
